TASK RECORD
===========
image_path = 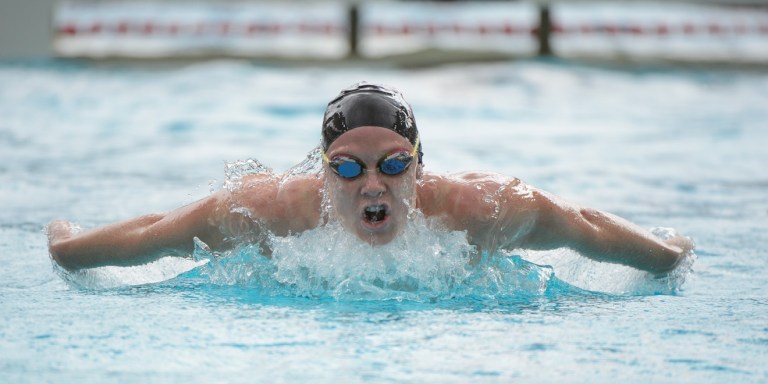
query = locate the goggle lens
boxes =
[328,152,413,179]
[379,153,410,175]
[335,158,364,178]
[323,136,420,180]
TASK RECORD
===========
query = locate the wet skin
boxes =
[323,126,419,245]
[47,126,693,274]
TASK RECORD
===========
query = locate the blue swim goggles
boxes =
[322,137,420,180]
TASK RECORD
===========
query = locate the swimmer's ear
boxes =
[416,164,423,179]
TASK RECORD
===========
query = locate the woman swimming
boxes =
[47,82,694,275]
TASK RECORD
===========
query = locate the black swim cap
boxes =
[322,82,422,163]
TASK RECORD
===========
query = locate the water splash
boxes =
[223,158,272,192]
[190,212,560,302]
[281,146,324,182]
[48,221,199,289]
[647,226,697,292]
[271,215,473,300]
[49,150,694,297]
[52,256,202,290]
[524,226,696,295]
[53,222,694,296]
[48,222,694,298]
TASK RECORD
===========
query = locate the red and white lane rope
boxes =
[365,21,768,36]
[55,21,344,37]
[56,20,768,38]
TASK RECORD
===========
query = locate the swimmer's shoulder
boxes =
[417,171,524,197]
[235,173,322,200]
[417,171,528,223]
[276,174,323,232]
[276,174,324,210]
[225,173,323,232]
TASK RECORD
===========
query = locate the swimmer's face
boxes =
[324,126,419,245]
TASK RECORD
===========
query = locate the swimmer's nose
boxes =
[361,172,386,197]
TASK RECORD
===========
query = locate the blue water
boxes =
[1,59,767,382]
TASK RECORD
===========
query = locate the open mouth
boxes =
[363,204,388,225]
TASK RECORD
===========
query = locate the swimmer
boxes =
[47,82,694,276]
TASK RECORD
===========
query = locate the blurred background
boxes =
[2,3,768,382]
[1,0,767,66]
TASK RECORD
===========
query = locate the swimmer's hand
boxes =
[46,220,79,268]
[665,235,695,256]
[46,220,77,249]
[656,235,696,277]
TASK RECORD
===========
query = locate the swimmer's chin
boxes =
[353,223,401,246]
[353,232,396,246]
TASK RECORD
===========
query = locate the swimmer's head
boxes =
[322,82,423,163]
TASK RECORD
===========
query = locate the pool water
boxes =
[1,59,767,382]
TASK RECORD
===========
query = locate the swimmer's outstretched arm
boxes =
[424,173,693,275]
[47,191,230,270]
[517,188,694,275]
[47,173,322,270]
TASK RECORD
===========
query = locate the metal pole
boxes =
[348,3,360,58]
[537,4,552,57]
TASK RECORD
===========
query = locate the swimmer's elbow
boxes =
[519,189,569,249]
[519,190,603,251]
